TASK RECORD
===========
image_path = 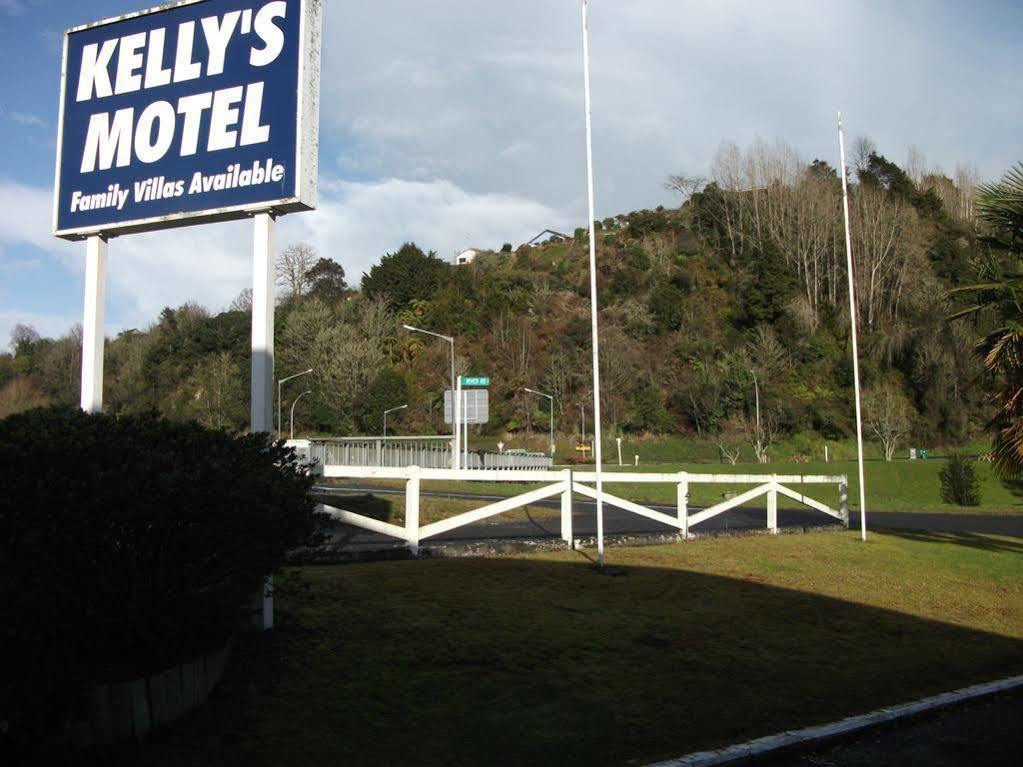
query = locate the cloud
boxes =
[9,111,47,129]
[319,0,1023,217]
[0,176,571,330]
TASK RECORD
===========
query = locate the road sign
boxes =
[54,0,321,239]
[444,389,489,424]
[460,376,490,387]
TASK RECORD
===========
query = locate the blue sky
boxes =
[1,0,1021,349]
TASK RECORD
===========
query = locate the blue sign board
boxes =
[53,0,321,240]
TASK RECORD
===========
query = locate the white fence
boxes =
[318,467,849,554]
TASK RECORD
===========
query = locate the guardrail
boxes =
[302,439,553,471]
[318,467,849,554]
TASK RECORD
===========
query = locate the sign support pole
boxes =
[454,376,462,470]
[80,235,108,414]
[251,212,276,629]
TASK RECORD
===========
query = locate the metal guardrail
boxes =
[299,439,553,471]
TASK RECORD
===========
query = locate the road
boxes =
[311,485,1023,545]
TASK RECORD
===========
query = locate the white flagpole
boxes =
[838,113,868,542]
[581,0,606,567]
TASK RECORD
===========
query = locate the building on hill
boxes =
[455,248,482,266]
[526,229,570,247]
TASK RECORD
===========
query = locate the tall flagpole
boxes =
[581,0,606,567]
[838,113,868,542]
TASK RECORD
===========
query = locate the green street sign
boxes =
[461,376,491,387]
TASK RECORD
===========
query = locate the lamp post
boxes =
[404,324,459,468]
[289,390,312,440]
[524,387,555,456]
[277,368,313,440]
[383,404,408,437]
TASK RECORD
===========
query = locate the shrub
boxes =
[939,453,981,506]
[0,407,321,751]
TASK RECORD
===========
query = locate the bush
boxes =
[0,407,321,751]
[939,453,981,506]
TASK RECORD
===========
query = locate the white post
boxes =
[561,469,574,545]
[767,478,778,534]
[616,437,622,467]
[251,212,276,630]
[406,466,421,555]
[677,472,689,539]
[581,0,606,568]
[251,213,276,434]
[454,376,462,470]
[80,235,108,413]
[838,114,868,542]
[825,444,829,463]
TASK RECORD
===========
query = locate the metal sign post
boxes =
[251,213,276,436]
[80,235,108,413]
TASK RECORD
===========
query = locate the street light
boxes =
[289,390,312,440]
[277,368,313,440]
[524,387,555,456]
[383,404,408,437]
[404,324,459,468]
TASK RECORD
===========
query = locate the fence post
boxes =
[839,477,849,527]
[561,469,574,545]
[677,472,689,539]
[405,466,421,556]
[767,477,778,534]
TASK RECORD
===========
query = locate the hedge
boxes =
[0,407,322,754]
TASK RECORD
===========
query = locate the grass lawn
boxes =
[320,456,1023,517]
[114,532,1023,767]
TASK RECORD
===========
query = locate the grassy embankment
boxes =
[114,532,1023,766]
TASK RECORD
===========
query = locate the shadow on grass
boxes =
[882,529,1023,555]
[95,556,1023,767]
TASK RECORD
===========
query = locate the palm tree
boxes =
[951,163,1023,479]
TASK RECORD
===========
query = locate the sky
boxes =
[0,0,1021,350]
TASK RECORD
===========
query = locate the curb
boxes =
[645,673,1023,767]
[289,522,845,565]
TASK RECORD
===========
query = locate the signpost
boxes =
[460,376,490,387]
[444,389,489,425]
[54,0,322,629]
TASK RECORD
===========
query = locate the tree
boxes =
[189,351,245,431]
[361,242,448,310]
[307,258,348,302]
[229,288,253,313]
[276,243,318,302]
[951,163,1023,479]
[716,415,744,465]
[863,383,913,461]
[356,368,410,434]
[665,174,706,204]
[500,243,513,253]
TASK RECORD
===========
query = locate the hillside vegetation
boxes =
[0,139,1007,463]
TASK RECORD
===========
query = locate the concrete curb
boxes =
[645,673,1023,767]
[289,523,845,565]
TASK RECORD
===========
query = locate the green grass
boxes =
[114,532,1023,766]
[321,455,1023,516]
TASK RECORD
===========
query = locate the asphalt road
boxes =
[311,485,1023,544]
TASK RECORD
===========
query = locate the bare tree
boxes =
[665,174,707,204]
[852,136,877,178]
[864,383,913,461]
[229,288,253,312]
[190,351,244,430]
[744,407,779,464]
[276,243,318,302]
[905,145,928,185]
[716,415,744,465]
